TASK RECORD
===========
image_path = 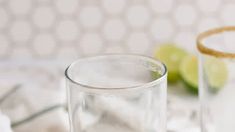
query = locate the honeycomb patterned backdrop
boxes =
[0,0,235,60]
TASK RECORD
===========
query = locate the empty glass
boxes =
[65,54,167,132]
[197,27,235,132]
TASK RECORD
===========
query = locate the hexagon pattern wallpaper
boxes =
[0,0,235,60]
[1,0,235,132]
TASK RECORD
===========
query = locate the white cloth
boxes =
[14,108,69,132]
[0,111,13,132]
[0,66,69,132]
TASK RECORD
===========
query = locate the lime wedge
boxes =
[180,55,228,94]
[180,55,198,93]
[204,57,228,92]
[151,71,162,81]
[154,44,187,83]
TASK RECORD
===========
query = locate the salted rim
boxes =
[65,54,167,92]
[197,26,235,58]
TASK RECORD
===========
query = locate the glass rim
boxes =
[65,54,167,92]
[197,26,235,58]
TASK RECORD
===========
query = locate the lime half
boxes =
[204,57,228,92]
[180,55,198,93]
[154,44,187,83]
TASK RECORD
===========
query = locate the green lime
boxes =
[151,71,162,80]
[180,55,198,94]
[154,44,187,83]
[179,55,228,94]
[204,57,228,92]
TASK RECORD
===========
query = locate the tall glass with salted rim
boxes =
[65,54,167,132]
[197,27,235,132]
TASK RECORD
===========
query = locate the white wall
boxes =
[0,0,234,60]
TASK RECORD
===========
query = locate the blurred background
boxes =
[1,0,235,61]
[0,0,235,132]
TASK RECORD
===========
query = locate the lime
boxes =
[179,55,228,94]
[154,44,187,83]
[180,55,198,93]
[151,71,162,80]
[204,57,228,92]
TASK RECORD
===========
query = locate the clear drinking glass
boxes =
[65,54,167,132]
[197,27,235,132]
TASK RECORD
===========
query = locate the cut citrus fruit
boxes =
[180,55,228,94]
[204,56,228,92]
[151,71,163,80]
[154,44,187,83]
[180,55,198,93]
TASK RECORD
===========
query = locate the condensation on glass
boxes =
[65,54,167,132]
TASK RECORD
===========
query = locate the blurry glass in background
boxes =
[65,55,167,132]
[197,27,235,132]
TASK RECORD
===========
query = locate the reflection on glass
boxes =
[197,27,235,132]
[65,54,167,132]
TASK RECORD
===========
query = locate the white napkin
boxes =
[0,79,69,132]
[0,111,13,132]
[14,108,69,132]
